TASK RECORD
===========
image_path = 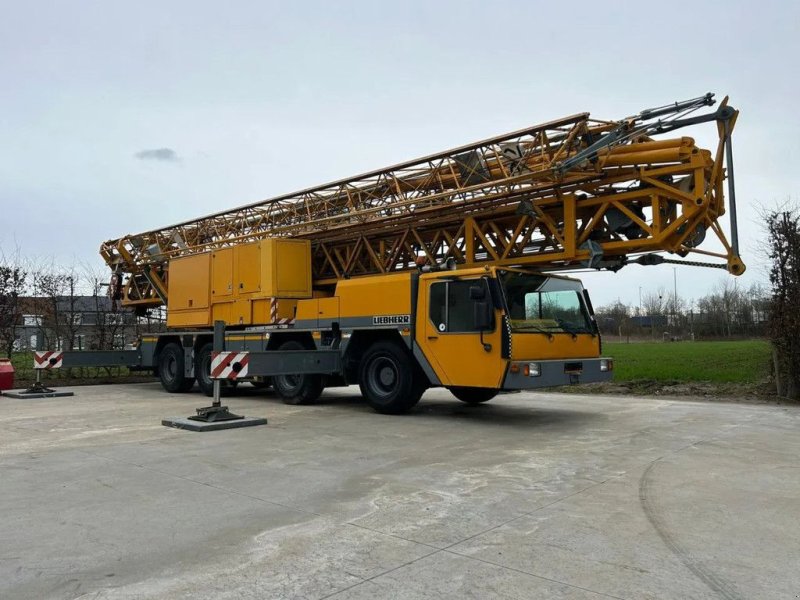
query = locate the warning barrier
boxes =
[33,351,64,370]
[210,351,250,379]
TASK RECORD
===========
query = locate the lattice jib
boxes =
[100,94,742,307]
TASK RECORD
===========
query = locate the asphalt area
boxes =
[1,383,798,600]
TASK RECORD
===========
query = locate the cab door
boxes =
[417,276,505,388]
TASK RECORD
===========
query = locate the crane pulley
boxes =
[101,93,743,309]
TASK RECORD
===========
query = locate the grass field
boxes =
[604,340,771,384]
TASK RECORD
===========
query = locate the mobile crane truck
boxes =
[40,94,743,413]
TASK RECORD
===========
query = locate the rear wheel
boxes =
[195,343,214,397]
[449,386,498,404]
[272,340,324,405]
[359,341,426,414]
[158,343,195,393]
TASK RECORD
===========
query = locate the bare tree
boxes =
[59,268,83,350]
[719,279,740,338]
[642,288,666,316]
[0,248,27,358]
[595,279,769,341]
[82,264,126,350]
[765,208,800,399]
[595,300,630,339]
[641,287,667,338]
[30,264,64,349]
[25,259,87,350]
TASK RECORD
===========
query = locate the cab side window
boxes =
[430,282,447,330]
[429,280,493,333]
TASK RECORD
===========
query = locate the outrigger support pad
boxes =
[188,404,244,423]
[1,367,74,399]
[161,320,267,432]
[161,414,266,432]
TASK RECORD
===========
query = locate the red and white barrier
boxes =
[210,351,250,379]
[33,351,64,370]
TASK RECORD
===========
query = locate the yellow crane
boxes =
[55,93,743,414]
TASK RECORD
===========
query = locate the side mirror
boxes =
[473,301,493,331]
[469,284,486,300]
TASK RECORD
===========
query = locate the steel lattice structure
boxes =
[101,93,742,308]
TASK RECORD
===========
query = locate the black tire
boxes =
[449,386,498,404]
[195,343,239,397]
[158,343,195,393]
[195,343,214,397]
[359,341,426,414]
[272,340,324,405]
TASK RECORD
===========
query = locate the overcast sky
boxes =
[1,1,798,307]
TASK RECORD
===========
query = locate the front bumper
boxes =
[502,357,612,390]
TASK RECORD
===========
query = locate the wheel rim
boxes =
[367,355,399,398]
[277,374,301,394]
[165,355,177,382]
[200,353,212,386]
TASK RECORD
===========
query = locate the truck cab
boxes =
[416,266,612,396]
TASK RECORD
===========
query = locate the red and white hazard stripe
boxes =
[33,351,64,369]
[269,298,295,325]
[210,351,250,379]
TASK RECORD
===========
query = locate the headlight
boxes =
[524,362,541,377]
[600,358,613,372]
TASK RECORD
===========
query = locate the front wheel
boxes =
[272,340,324,405]
[449,386,498,404]
[158,342,195,393]
[359,341,426,414]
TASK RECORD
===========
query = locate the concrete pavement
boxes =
[1,383,798,599]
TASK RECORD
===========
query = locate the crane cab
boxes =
[415,266,611,395]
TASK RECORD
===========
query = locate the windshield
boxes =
[498,271,593,334]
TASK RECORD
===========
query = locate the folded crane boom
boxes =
[101,93,742,309]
